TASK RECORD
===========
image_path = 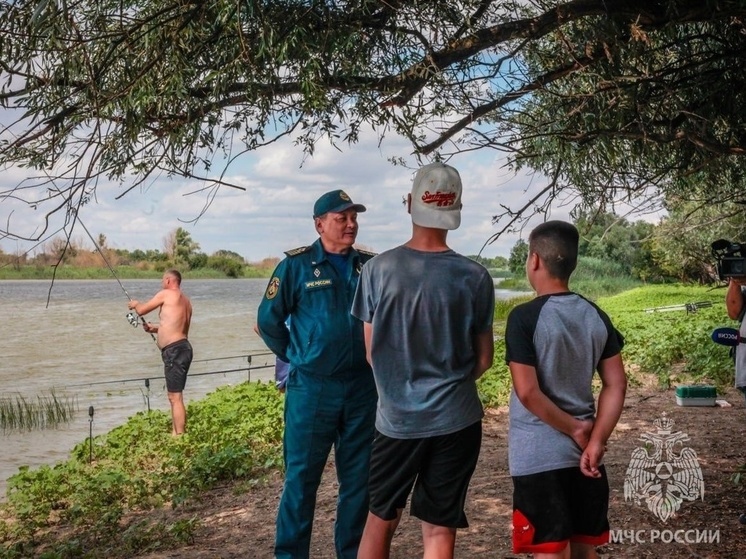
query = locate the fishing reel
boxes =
[126,312,141,328]
[126,312,157,342]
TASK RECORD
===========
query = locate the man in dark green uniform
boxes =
[257,190,377,559]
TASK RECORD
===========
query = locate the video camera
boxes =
[711,239,746,280]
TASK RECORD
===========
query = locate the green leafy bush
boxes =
[598,285,734,388]
[1,382,283,556]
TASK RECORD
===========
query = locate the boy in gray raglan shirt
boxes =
[505,220,627,559]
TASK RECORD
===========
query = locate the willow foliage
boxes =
[2,0,746,242]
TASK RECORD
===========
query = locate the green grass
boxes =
[0,382,283,556]
[601,284,733,388]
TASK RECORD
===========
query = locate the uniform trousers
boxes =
[275,369,377,559]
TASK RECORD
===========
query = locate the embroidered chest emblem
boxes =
[305,279,333,289]
[314,268,321,278]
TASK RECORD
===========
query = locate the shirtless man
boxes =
[128,269,193,435]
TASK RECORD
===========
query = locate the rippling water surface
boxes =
[0,278,275,497]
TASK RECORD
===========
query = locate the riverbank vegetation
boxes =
[0,227,279,280]
[0,382,284,558]
[497,255,643,299]
[0,264,276,281]
[0,280,738,558]
[2,205,742,285]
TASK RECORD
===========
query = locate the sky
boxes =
[0,128,571,264]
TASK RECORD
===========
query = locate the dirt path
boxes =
[133,386,746,558]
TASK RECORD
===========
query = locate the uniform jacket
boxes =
[257,238,375,377]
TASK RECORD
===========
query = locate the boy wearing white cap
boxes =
[351,162,495,559]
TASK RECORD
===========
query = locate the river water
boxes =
[0,278,276,497]
[0,279,527,498]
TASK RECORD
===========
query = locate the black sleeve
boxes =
[595,306,625,359]
[505,301,539,366]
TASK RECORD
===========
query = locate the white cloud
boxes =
[0,128,559,262]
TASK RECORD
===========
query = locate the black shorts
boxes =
[368,421,482,528]
[161,339,193,392]
[512,466,610,554]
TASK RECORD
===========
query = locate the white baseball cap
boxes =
[410,162,462,230]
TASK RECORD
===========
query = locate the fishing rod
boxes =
[66,363,275,388]
[74,211,157,343]
[643,301,713,314]
[192,352,274,363]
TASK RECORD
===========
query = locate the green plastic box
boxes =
[675,385,716,407]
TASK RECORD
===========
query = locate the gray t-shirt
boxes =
[505,292,624,476]
[351,245,495,439]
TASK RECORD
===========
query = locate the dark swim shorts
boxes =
[160,339,193,392]
[367,420,482,528]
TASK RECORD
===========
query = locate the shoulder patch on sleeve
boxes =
[265,277,280,300]
[284,246,311,257]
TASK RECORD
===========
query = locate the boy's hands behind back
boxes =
[570,417,594,451]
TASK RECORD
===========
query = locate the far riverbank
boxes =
[0,264,271,281]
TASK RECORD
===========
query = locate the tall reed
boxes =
[0,391,78,432]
